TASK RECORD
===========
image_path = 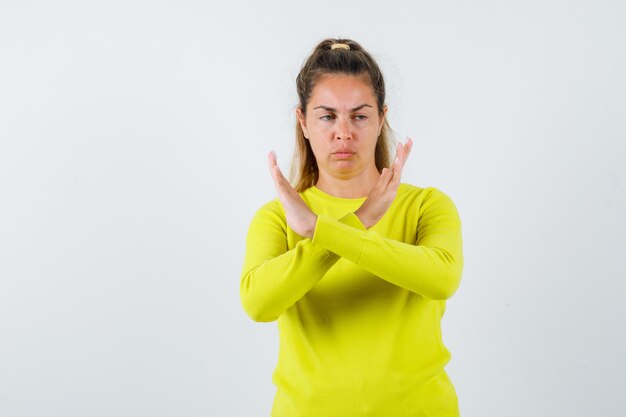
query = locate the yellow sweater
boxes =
[240,184,464,417]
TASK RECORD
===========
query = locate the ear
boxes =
[296,107,309,139]
[378,105,388,135]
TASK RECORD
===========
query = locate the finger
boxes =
[268,150,278,174]
[402,137,413,164]
[268,151,290,183]
[390,146,403,179]
[396,137,412,172]
[391,161,402,185]
[268,151,281,185]
[380,165,392,179]
[389,144,400,178]
[373,167,393,193]
[275,161,289,183]
[395,142,403,164]
[268,151,276,182]
[391,144,407,184]
[269,153,292,195]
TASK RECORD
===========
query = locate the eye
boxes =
[353,114,368,121]
[320,114,335,121]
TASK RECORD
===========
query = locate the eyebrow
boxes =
[312,104,374,112]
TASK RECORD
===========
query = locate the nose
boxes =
[336,117,352,141]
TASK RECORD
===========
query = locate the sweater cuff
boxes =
[312,213,366,262]
[338,211,367,231]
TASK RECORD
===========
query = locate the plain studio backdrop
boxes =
[1,1,625,416]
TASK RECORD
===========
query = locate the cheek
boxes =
[308,122,331,135]
[308,139,326,157]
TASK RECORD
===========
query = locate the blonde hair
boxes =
[289,38,395,192]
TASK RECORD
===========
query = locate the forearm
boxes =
[312,212,463,300]
[240,240,339,322]
[240,209,363,322]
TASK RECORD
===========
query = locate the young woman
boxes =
[240,38,464,417]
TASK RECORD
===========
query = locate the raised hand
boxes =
[354,137,413,229]
[268,151,318,239]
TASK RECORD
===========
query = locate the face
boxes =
[297,73,387,181]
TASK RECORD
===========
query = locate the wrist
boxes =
[354,208,372,229]
[307,215,318,239]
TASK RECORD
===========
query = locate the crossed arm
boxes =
[240,207,356,322]
[240,189,463,322]
[240,139,463,322]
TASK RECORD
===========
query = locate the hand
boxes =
[268,151,318,239]
[355,137,413,229]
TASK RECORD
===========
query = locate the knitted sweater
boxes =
[240,184,464,416]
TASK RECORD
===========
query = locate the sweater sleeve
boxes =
[311,188,463,300]
[240,200,367,322]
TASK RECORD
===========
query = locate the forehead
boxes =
[309,73,376,109]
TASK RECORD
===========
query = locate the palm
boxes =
[268,152,317,239]
[355,138,413,228]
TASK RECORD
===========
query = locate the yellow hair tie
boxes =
[331,43,350,50]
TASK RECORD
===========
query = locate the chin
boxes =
[330,167,361,179]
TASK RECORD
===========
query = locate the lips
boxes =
[333,151,355,159]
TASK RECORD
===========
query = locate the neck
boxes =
[315,165,380,198]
